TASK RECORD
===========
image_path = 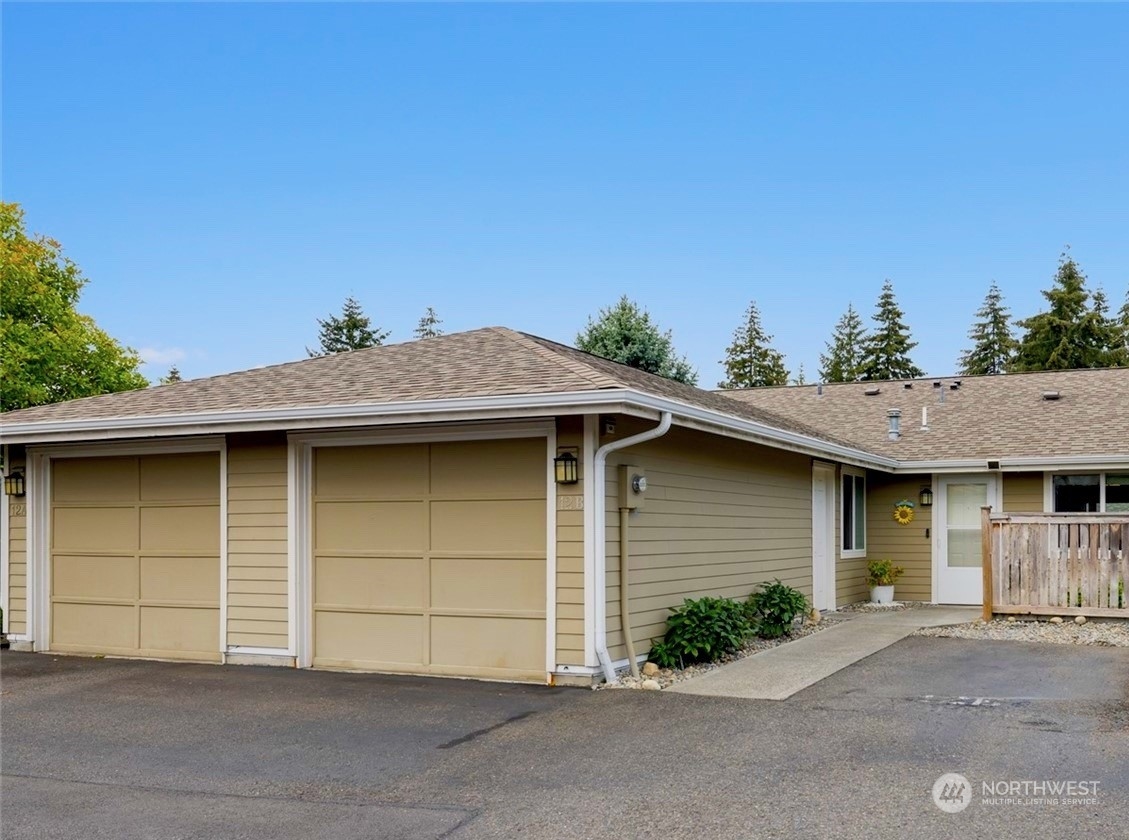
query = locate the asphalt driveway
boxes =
[2,638,1128,839]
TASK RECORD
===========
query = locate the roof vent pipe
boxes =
[887,409,902,441]
[816,384,823,396]
[921,405,929,432]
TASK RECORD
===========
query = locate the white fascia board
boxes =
[894,455,1129,474]
[0,387,896,470]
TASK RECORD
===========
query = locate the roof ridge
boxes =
[492,328,622,390]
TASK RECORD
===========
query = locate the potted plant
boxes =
[866,559,904,604]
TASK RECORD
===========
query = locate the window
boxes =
[1052,473,1129,513]
[842,469,866,557]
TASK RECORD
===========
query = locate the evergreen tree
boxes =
[413,306,443,339]
[859,281,924,380]
[307,296,389,357]
[718,300,789,389]
[818,304,867,383]
[958,283,1016,375]
[1013,253,1108,371]
[1091,288,1127,367]
[576,295,697,384]
[1118,290,1129,365]
[160,365,182,384]
[792,363,807,386]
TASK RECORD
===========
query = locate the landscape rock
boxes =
[640,679,661,691]
[641,662,660,677]
[1049,616,1064,624]
[808,609,821,625]
[1075,615,1087,625]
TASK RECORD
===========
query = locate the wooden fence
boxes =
[983,508,1129,620]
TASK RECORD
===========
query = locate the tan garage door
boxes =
[313,438,547,681]
[50,453,221,662]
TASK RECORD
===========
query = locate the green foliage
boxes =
[308,296,389,357]
[860,281,924,381]
[648,596,752,667]
[819,303,867,383]
[718,300,789,389]
[746,579,809,639]
[159,365,182,385]
[413,306,443,339]
[0,202,148,412]
[959,283,1016,375]
[1012,253,1116,371]
[576,295,697,385]
[866,559,905,587]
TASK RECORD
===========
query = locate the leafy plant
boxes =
[866,559,905,587]
[648,596,753,668]
[746,579,809,639]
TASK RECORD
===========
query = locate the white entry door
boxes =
[811,464,836,611]
[935,475,998,604]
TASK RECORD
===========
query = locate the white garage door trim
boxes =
[25,437,227,656]
[289,421,556,680]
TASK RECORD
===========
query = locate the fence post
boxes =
[981,506,993,622]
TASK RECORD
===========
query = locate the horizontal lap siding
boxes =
[604,424,812,662]
[6,451,27,634]
[866,474,932,602]
[555,417,585,666]
[227,437,289,649]
[1003,472,1045,513]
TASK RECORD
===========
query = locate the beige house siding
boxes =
[554,416,586,667]
[5,448,28,635]
[833,464,871,606]
[866,473,933,602]
[226,433,289,649]
[1002,472,1045,513]
[603,421,813,663]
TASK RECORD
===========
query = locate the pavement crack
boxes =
[437,710,536,750]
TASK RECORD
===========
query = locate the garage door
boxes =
[312,438,547,681]
[50,453,221,662]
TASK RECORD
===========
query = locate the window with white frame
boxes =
[841,468,867,556]
[1052,473,1129,513]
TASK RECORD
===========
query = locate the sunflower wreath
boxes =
[892,500,916,526]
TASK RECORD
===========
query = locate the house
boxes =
[1,328,1126,684]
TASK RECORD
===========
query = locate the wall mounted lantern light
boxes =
[554,450,579,485]
[919,486,934,507]
[3,471,26,498]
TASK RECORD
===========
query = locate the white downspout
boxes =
[593,411,673,683]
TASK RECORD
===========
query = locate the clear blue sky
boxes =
[4,3,1127,385]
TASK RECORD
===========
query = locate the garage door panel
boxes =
[430,500,545,553]
[53,457,137,502]
[140,606,219,653]
[139,506,221,553]
[431,616,544,673]
[53,507,139,553]
[316,556,425,610]
[54,555,138,600]
[140,453,220,501]
[430,439,545,497]
[431,558,544,612]
[315,611,423,667]
[141,556,219,603]
[315,501,426,552]
[315,444,428,497]
[53,602,137,650]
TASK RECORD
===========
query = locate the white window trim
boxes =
[288,420,557,681]
[841,466,867,560]
[1044,470,1129,514]
[24,436,227,656]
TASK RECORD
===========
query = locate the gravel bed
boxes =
[838,600,931,613]
[915,617,1129,647]
[602,613,849,691]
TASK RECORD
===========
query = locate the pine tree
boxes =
[576,295,697,384]
[958,283,1016,375]
[1117,290,1129,366]
[307,296,389,357]
[718,300,789,389]
[859,281,924,381]
[1091,288,1127,367]
[160,365,182,384]
[792,363,807,386]
[1013,253,1108,371]
[413,307,443,339]
[818,304,867,383]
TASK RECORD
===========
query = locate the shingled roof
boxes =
[719,368,1129,462]
[0,327,863,453]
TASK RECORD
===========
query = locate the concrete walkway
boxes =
[667,606,979,700]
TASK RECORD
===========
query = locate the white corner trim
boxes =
[218,440,229,660]
[544,427,557,683]
[288,439,309,665]
[0,445,9,635]
[582,414,598,669]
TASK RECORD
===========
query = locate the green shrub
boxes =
[648,596,753,668]
[866,559,905,587]
[746,579,809,639]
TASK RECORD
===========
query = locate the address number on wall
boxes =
[10,503,26,517]
[557,495,584,511]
